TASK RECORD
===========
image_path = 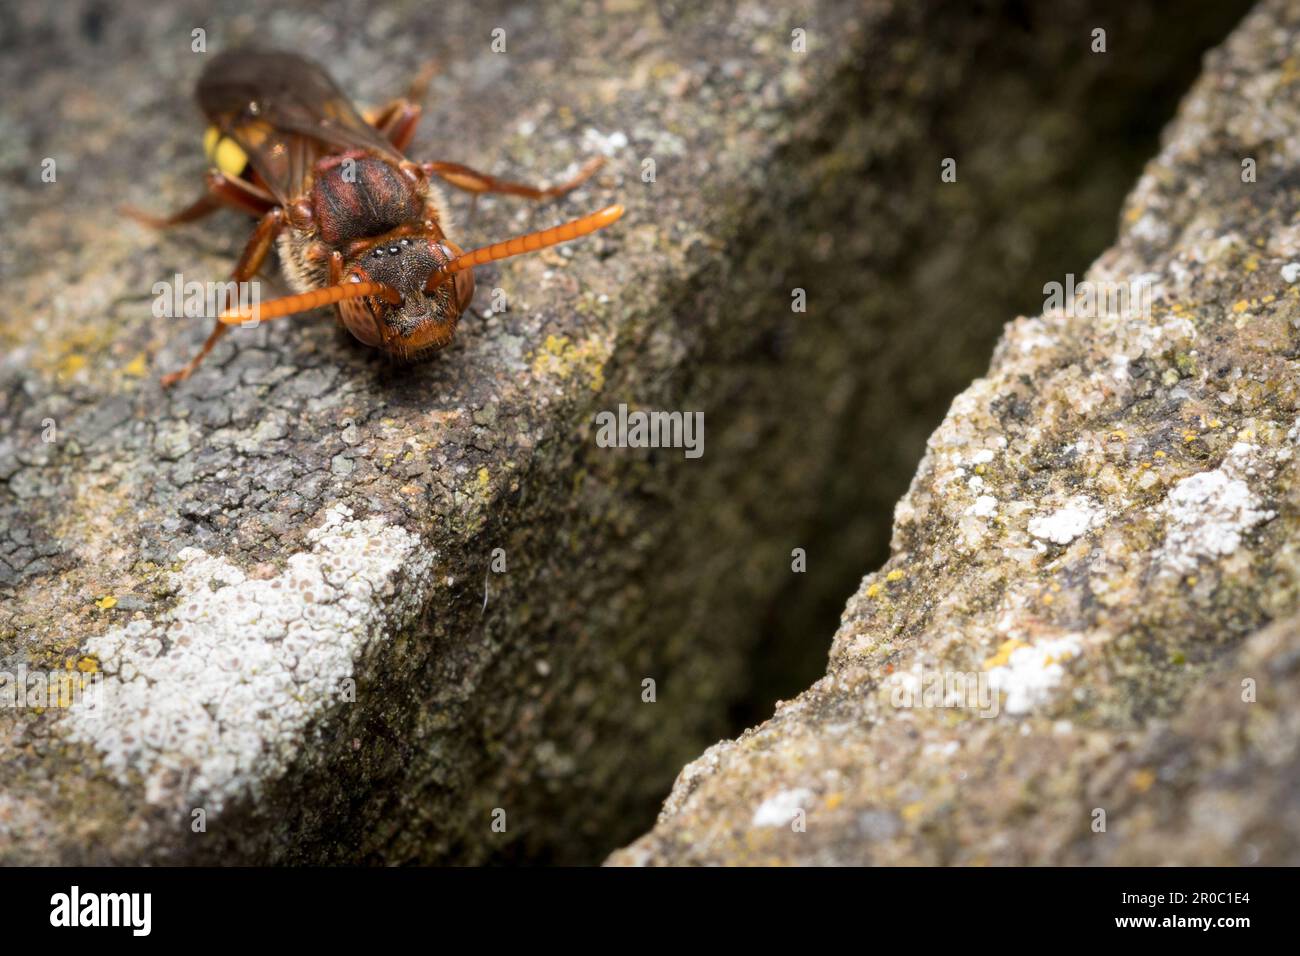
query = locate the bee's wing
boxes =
[197,49,406,206]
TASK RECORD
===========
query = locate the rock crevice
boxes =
[0,0,1255,863]
[611,0,1300,866]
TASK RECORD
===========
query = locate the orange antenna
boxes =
[219,280,401,326]
[426,204,624,292]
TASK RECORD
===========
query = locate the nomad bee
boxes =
[129,49,623,387]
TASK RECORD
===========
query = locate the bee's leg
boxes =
[365,61,440,150]
[406,60,439,104]
[367,99,424,152]
[124,171,275,228]
[420,157,605,201]
[123,190,221,228]
[161,208,285,388]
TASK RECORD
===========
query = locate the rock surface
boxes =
[0,1,1249,863]
[611,0,1300,866]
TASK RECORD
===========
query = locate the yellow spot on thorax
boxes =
[204,126,249,178]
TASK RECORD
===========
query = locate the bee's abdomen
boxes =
[313,155,422,245]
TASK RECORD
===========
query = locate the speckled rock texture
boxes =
[611,0,1300,866]
[0,0,1250,863]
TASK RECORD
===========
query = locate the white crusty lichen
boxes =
[65,505,433,811]
[1157,448,1274,575]
[984,633,1084,716]
[1027,497,1102,545]
[751,787,815,827]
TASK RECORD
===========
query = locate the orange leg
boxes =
[406,60,440,105]
[124,170,276,228]
[366,61,439,151]
[368,99,424,152]
[161,208,286,388]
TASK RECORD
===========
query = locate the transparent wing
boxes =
[197,50,405,205]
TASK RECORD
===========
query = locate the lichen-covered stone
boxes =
[0,0,1250,863]
[610,0,1300,867]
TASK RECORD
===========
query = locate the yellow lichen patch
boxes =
[1282,54,1300,85]
[58,354,87,378]
[982,638,1027,671]
[530,333,608,391]
[900,801,925,822]
[76,656,99,674]
[825,792,844,811]
[866,582,883,599]
[94,596,117,610]
[1231,299,1250,313]
[38,321,117,382]
[477,466,490,489]
[886,569,905,583]
[122,352,148,377]
[1132,768,1157,793]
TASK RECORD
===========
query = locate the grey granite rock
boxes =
[0,0,1249,863]
[610,0,1300,866]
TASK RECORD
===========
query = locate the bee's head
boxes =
[214,204,623,359]
[338,235,475,358]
